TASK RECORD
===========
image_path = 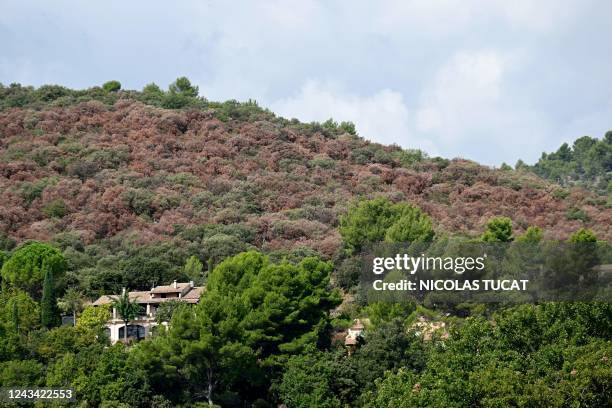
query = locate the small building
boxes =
[411,315,449,341]
[92,280,204,343]
[345,319,365,354]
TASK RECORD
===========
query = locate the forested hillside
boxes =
[0,81,610,407]
[1,80,610,294]
[517,134,612,196]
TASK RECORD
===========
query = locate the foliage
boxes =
[102,80,121,92]
[516,226,543,243]
[135,251,341,405]
[278,349,357,408]
[566,206,590,222]
[0,289,40,333]
[339,197,434,253]
[41,266,60,328]
[201,233,249,269]
[569,228,598,243]
[334,256,363,290]
[111,291,143,341]
[0,250,7,271]
[42,198,69,218]
[481,216,513,242]
[0,81,611,406]
[168,76,198,97]
[0,242,67,295]
[523,134,612,195]
[183,255,204,284]
[154,300,183,324]
[57,287,84,324]
[0,232,15,252]
[384,205,435,244]
[0,359,43,386]
[368,302,612,407]
[0,86,609,255]
[80,344,151,406]
[352,319,427,396]
[77,304,110,335]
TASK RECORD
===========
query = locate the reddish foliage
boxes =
[0,100,610,255]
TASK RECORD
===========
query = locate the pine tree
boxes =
[183,255,203,285]
[40,265,59,328]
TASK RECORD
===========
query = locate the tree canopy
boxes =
[340,198,434,253]
[1,242,67,296]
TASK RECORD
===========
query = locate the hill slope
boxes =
[518,134,611,195]
[1,87,610,252]
[0,83,610,294]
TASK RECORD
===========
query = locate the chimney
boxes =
[189,280,194,288]
[173,280,177,289]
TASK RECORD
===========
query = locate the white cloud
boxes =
[413,49,551,164]
[270,80,440,155]
[259,0,320,29]
[416,51,508,134]
[1,0,609,165]
[270,50,553,165]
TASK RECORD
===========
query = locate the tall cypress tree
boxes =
[12,299,19,334]
[41,265,59,328]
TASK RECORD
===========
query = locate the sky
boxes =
[1,0,611,166]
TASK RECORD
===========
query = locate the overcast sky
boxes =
[1,0,611,165]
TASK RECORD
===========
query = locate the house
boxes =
[411,315,449,341]
[344,319,365,354]
[92,280,204,343]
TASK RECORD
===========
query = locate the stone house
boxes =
[92,280,204,343]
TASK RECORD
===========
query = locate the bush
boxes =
[43,199,69,218]
[102,80,121,92]
[169,76,198,97]
[566,207,590,222]
[481,216,513,242]
[339,197,434,253]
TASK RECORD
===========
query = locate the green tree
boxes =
[168,77,198,97]
[569,228,597,243]
[0,289,40,333]
[0,359,43,386]
[340,198,434,253]
[0,250,8,271]
[137,251,341,405]
[0,232,16,252]
[81,344,151,406]
[1,242,67,296]
[102,80,121,92]
[154,300,183,324]
[77,304,111,339]
[352,319,427,395]
[339,121,357,135]
[41,266,60,328]
[57,288,84,326]
[516,226,543,243]
[523,134,611,194]
[340,198,397,253]
[384,206,435,243]
[278,349,357,408]
[201,233,248,269]
[481,216,513,242]
[111,291,142,343]
[183,255,204,285]
[42,199,69,218]
[368,303,612,407]
[140,83,165,105]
